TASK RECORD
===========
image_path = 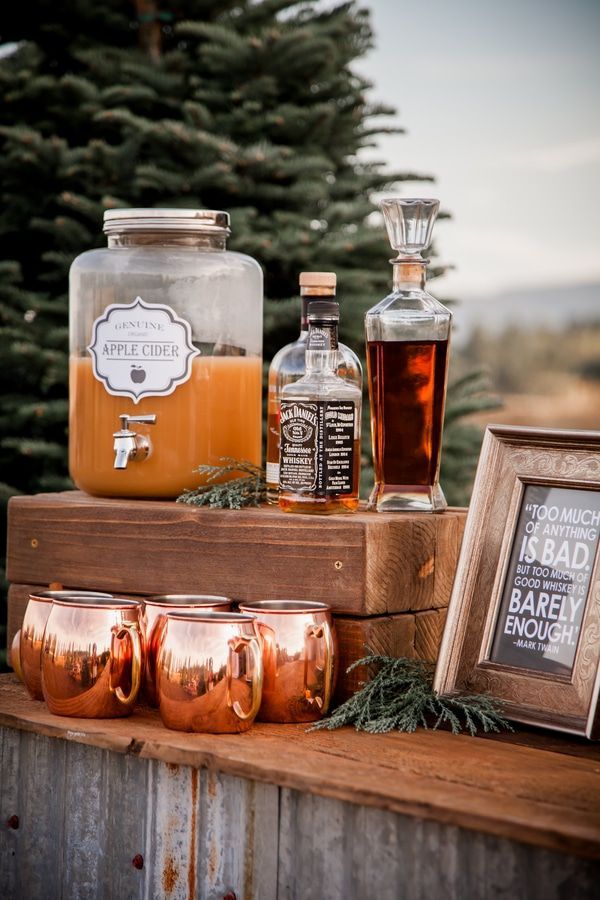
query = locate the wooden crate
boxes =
[7,492,465,615]
[0,676,599,899]
[6,491,466,697]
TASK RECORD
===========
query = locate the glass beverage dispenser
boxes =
[69,209,263,498]
[365,198,451,513]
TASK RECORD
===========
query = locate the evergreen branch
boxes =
[311,655,513,737]
[0,437,68,460]
[444,370,501,425]
[176,458,267,510]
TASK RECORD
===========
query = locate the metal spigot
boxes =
[113,414,157,470]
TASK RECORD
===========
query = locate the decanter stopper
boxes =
[380,198,440,260]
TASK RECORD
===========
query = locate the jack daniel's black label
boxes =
[307,324,336,351]
[279,400,355,495]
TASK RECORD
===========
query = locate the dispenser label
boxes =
[87,297,199,403]
[279,400,356,495]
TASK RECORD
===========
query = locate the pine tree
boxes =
[0,1,495,660]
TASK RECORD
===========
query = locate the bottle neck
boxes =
[300,289,336,335]
[107,232,227,250]
[306,319,339,374]
[392,260,427,291]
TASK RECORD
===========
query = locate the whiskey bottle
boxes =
[278,298,362,514]
[265,272,362,503]
[365,198,451,513]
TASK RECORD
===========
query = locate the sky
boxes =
[357,0,600,299]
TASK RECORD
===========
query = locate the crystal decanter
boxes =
[365,198,452,513]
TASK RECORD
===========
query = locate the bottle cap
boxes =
[299,272,337,289]
[307,300,339,318]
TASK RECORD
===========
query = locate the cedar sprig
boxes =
[176,458,266,509]
[311,655,512,737]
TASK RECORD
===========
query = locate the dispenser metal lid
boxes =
[103,208,231,235]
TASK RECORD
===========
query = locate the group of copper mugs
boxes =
[12,590,336,733]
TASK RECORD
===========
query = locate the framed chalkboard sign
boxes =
[434,425,600,739]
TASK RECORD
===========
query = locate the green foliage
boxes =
[0,0,398,667]
[177,458,266,509]
[441,371,502,506]
[0,0,410,511]
[0,0,492,665]
[312,655,513,736]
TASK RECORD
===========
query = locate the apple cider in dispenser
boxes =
[69,209,262,497]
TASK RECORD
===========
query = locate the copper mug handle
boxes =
[304,621,334,714]
[227,636,263,722]
[110,622,142,707]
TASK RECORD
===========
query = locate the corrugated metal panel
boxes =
[1,726,598,900]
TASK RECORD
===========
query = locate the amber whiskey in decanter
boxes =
[365,198,451,513]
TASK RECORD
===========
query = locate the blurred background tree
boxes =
[0,0,496,662]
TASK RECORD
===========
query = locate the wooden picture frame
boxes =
[434,425,600,739]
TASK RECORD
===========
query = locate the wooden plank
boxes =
[243,779,280,899]
[366,508,465,613]
[414,607,448,662]
[0,676,599,859]
[480,724,600,760]
[6,491,466,616]
[278,790,350,899]
[60,741,108,898]
[13,731,67,898]
[104,746,148,898]
[0,719,21,899]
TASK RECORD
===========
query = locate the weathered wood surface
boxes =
[1,687,598,899]
[1,732,597,900]
[0,676,599,865]
[6,491,466,616]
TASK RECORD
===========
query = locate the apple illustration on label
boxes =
[130,365,147,384]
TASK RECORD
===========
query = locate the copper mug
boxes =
[16,590,113,700]
[239,600,336,723]
[41,596,143,718]
[156,611,263,733]
[143,594,232,705]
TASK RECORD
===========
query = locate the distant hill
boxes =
[452,282,600,346]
